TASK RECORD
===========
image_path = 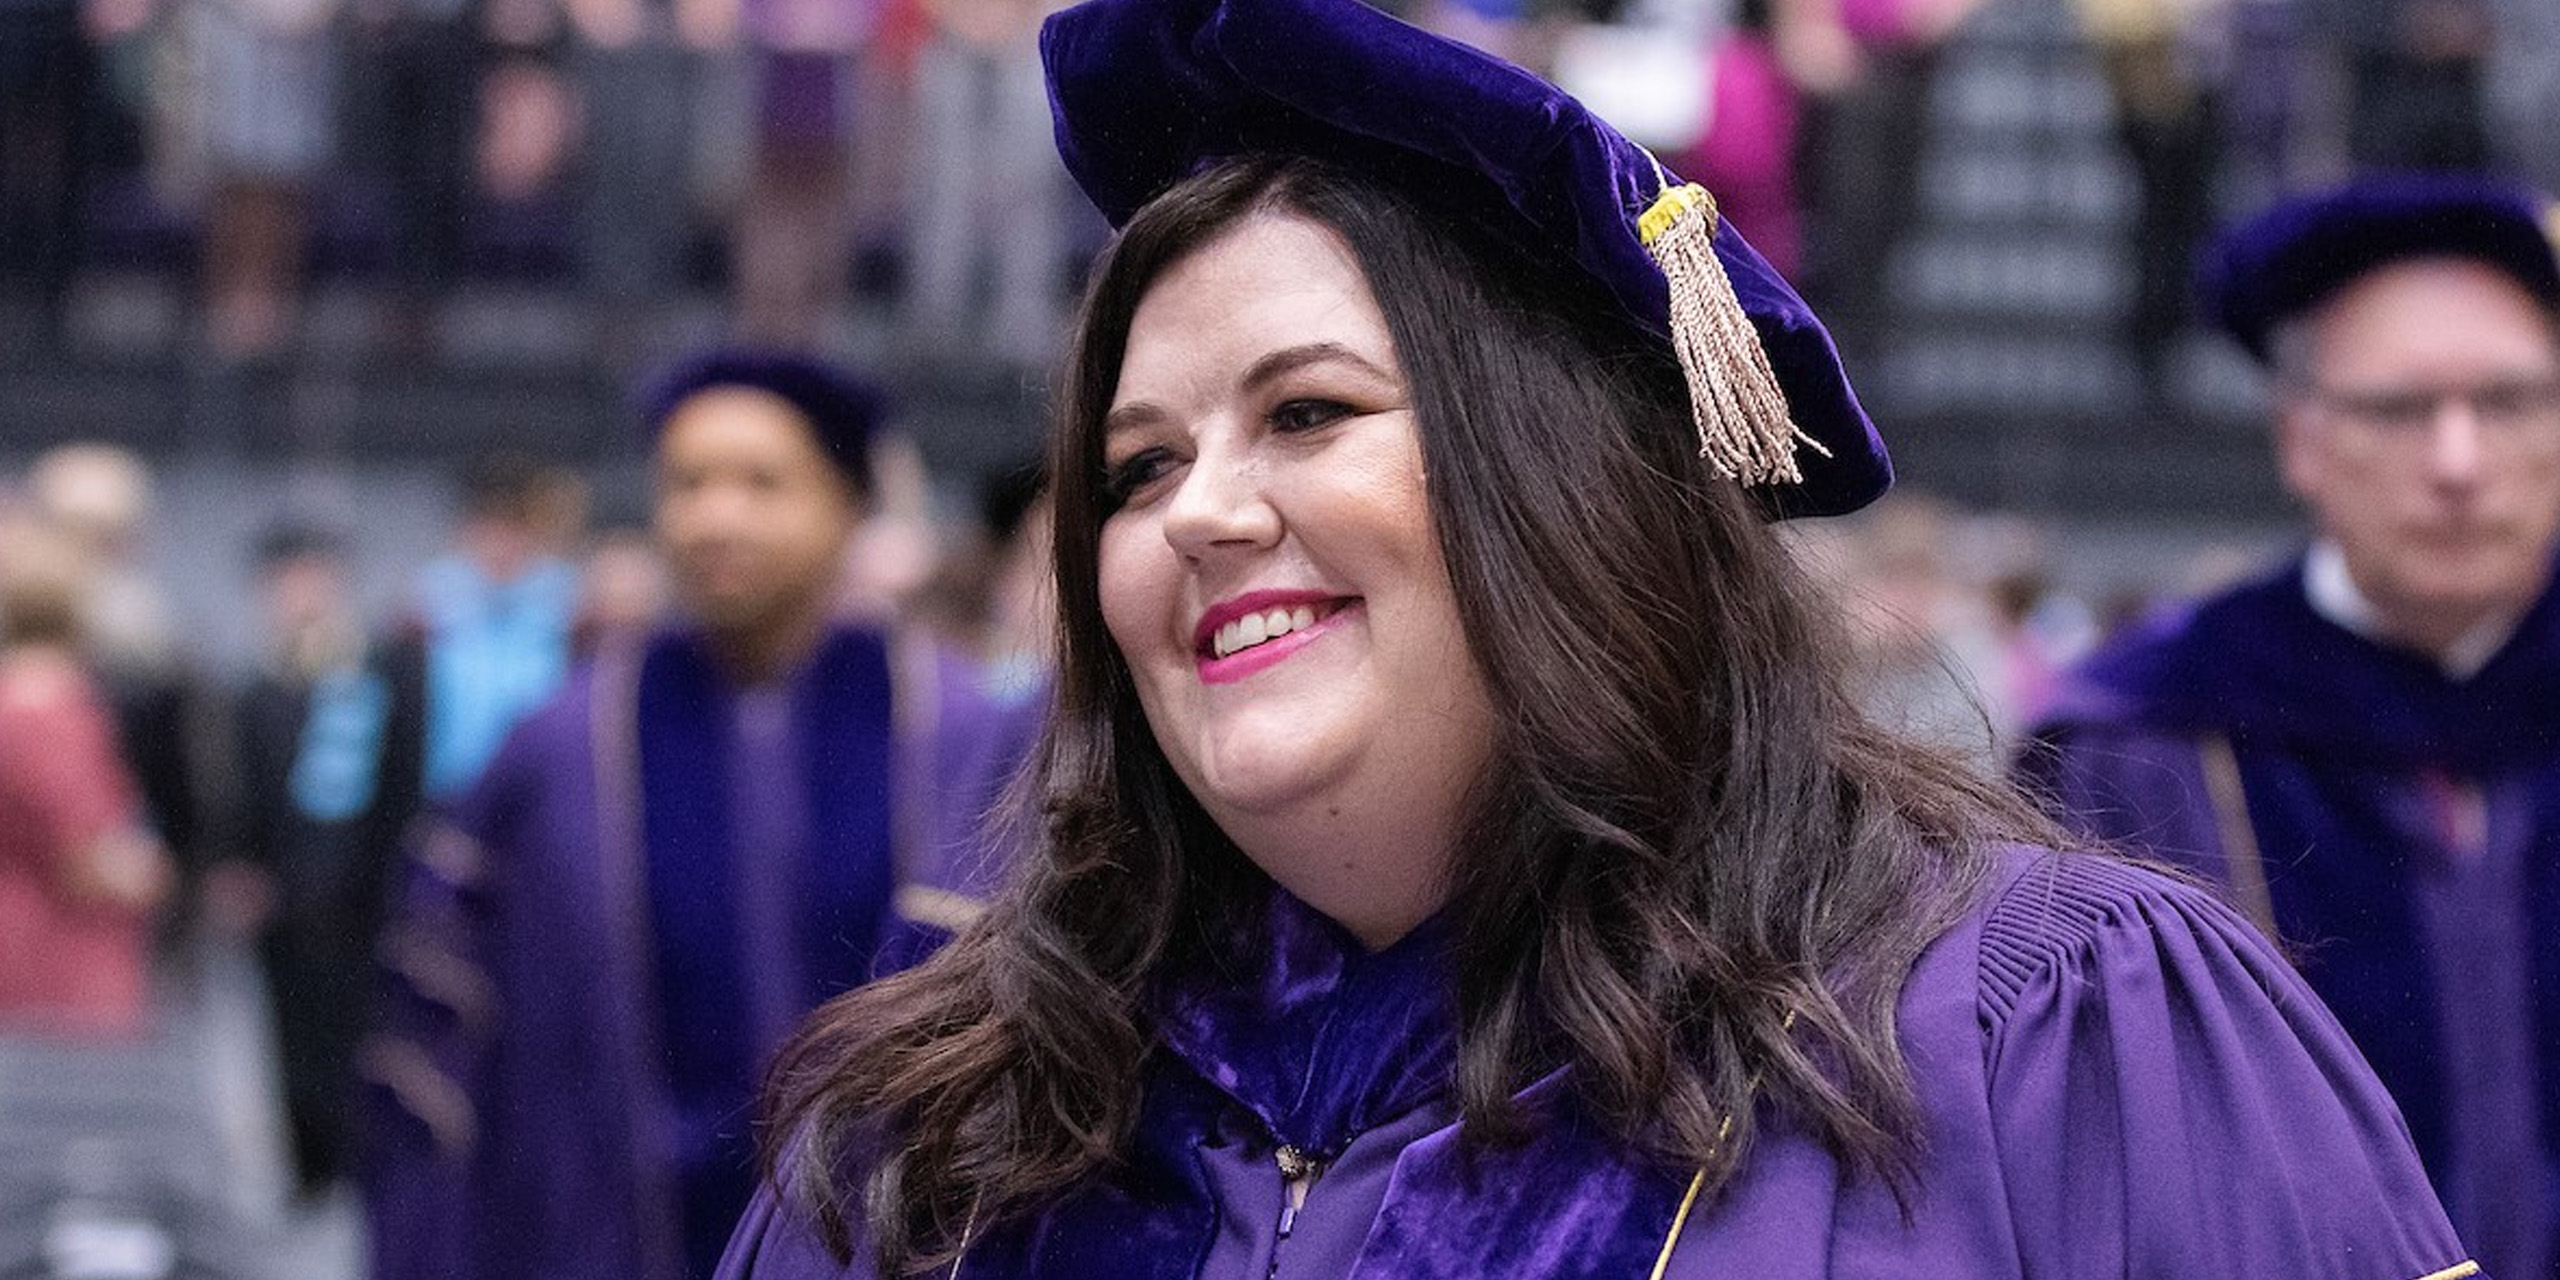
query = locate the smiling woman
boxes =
[1096,212,1492,950]
[711,2,2484,1279]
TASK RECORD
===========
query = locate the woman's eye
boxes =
[1270,399,1354,433]
[1101,448,1176,507]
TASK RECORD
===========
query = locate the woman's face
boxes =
[1095,211,1497,947]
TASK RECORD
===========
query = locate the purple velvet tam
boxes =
[2203,172,2560,364]
[1039,0,1891,518]
[641,349,888,498]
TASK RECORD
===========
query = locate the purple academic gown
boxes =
[714,847,2478,1279]
[366,626,1034,1280]
[2023,558,2560,1279]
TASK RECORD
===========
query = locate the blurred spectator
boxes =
[565,0,703,353]
[220,519,374,1195]
[1798,493,2006,761]
[1674,0,1823,276]
[1795,0,1984,374]
[900,0,1071,371]
[2025,176,2560,1278]
[25,445,211,899]
[476,45,582,223]
[350,0,484,343]
[158,0,341,360]
[570,524,672,654]
[1792,495,2092,755]
[256,520,366,687]
[473,0,589,287]
[292,454,579,834]
[902,460,1051,905]
[222,521,364,922]
[0,0,98,343]
[1986,569,2097,725]
[724,0,879,346]
[408,451,582,802]
[219,455,575,1203]
[2219,0,2309,209]
[2075,0,2223,401]
[526,455,593,555]
[27,444,175,674]
[907,458,1049,674]
[2484,0,2560,192]
[0,527,174,1041]
[2310,0,2492,170]
[366,351,1016,1280]
[834,429,938,622]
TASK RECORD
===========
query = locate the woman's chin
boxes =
[1168,702,1352,808]
[1190,764,1325,828]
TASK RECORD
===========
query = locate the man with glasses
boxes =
[2024,174,2560,1280]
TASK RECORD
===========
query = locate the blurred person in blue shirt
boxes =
[250,454,579,1200]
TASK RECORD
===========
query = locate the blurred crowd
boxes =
[0,419,2180,1275]
[0,429,1050,1016]
[0,434,2169,1015]
[0,430,1053,1275]
[0,0,1097,364]
[0,0,2555,1274]
[1,0,2553,375]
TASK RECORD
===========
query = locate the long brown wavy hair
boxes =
[763,155,2062,1275]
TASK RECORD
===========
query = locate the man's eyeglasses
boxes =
[2287,375,2560,444]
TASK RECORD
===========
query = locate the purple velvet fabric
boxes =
[367,625,1031,1280]
[872,646,1049,973]
[2200,174,2560,364]
[1038,0,1889,519]
[2034,555,2560,775]
[2023,556,2560,1278]
[717,848,2476,1279]
[638,350,889,498]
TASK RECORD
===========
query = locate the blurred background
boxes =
[0,0,2549,1274]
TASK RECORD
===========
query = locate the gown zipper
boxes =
[1265,1144,1327,1280]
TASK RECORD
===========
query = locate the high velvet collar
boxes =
[2046,553,2560,773]
[1150,889,1462,1157]
[948,888,1695,1280]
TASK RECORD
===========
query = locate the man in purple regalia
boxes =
[2024,175,2560,1278]
[363,350,1032,1280]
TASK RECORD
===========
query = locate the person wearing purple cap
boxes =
[716,6,2478,1279]
[362,349,1026,1280]
[2026,174,2560,1278]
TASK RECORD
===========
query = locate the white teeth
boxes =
[1212,603,1327,659]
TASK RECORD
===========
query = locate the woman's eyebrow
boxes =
[1240,342,1390,392]
[1102,400,1168,443]
[1105,342,1394,440]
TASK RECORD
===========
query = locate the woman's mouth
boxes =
[1193,595,1356,683]
[1211,601,1339,658]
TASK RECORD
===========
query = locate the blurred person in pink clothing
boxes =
[0,533,172,1040]
[1674,0,1865,279]
[716,0,882,345]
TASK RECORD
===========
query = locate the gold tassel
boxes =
[1638,182,1826,487]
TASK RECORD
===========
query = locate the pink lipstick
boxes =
[1192,590,1357,684]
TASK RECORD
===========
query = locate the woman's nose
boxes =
[1160,444,1281,561]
